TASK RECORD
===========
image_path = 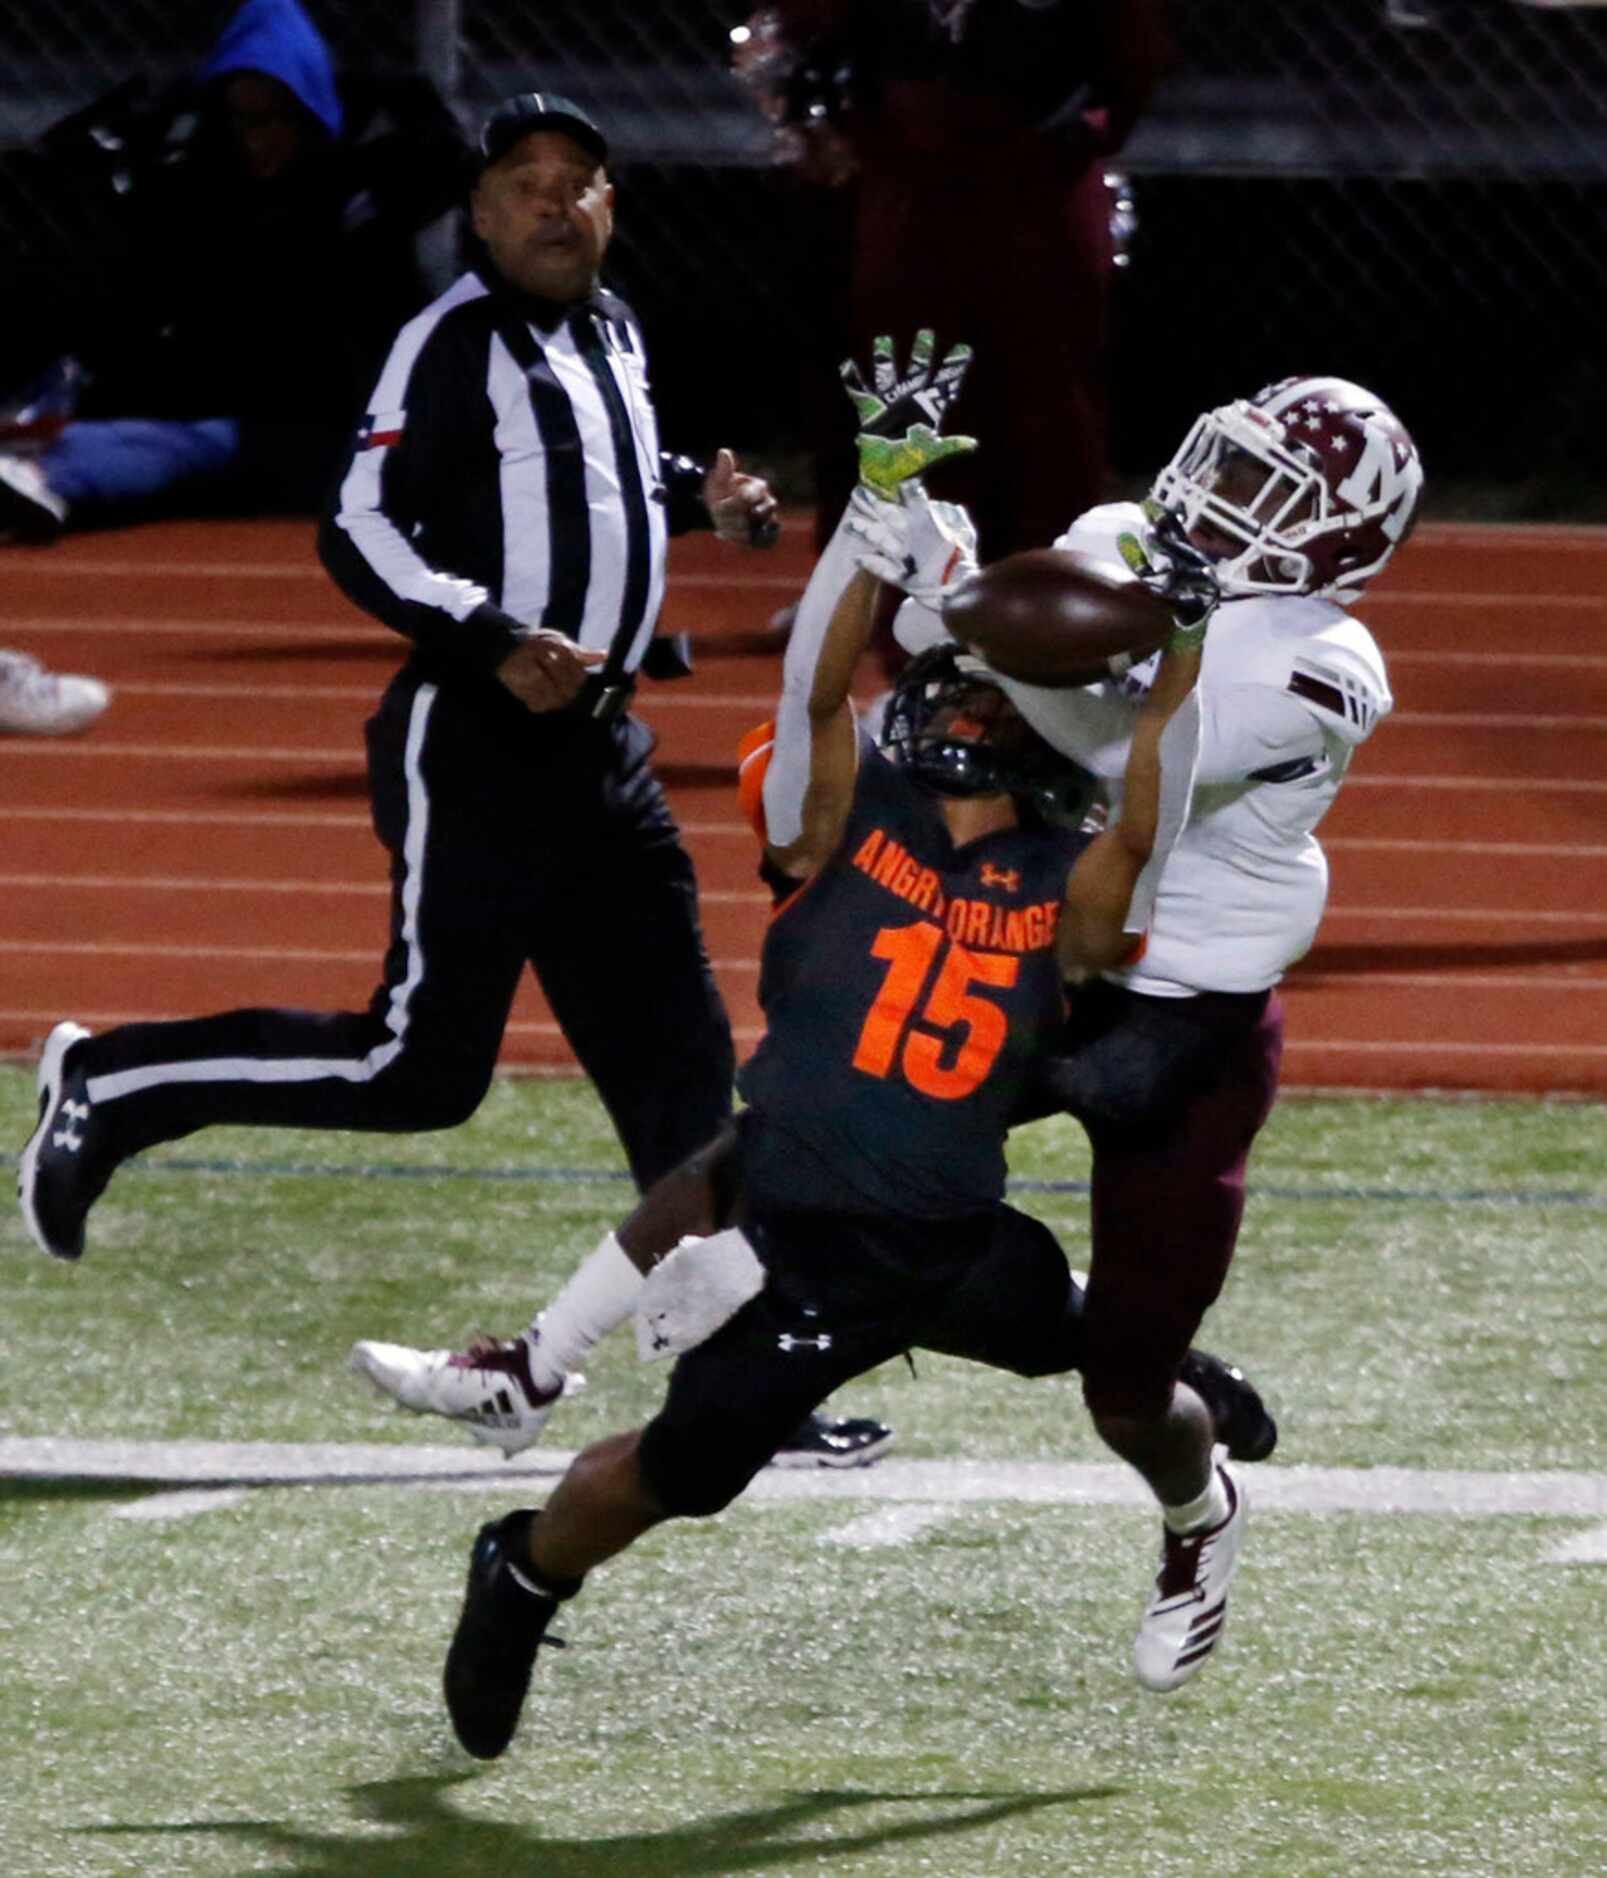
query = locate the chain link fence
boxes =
[4,1,1606,512]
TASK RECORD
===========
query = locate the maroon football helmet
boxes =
[1149,376,1424,600]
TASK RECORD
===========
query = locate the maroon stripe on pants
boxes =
[1079,992,1285,1420]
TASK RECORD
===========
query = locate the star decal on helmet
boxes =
[1147,374,1422,599]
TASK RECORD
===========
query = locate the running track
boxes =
[3,516,1605,1096]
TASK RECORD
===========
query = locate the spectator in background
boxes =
[735,0,1174,561]
[0,0,466,543]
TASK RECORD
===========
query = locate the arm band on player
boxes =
[1123,691,1201,936]
[762,515,864,849]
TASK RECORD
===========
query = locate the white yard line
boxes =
[1544,1526,1607,1563]
[822,1504,957,1548]
[5,1435,1604,1520]
[112,1487,252,1524]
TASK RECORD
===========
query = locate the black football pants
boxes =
[74,673,736,1192]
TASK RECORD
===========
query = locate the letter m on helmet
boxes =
[1336,418,1422,545]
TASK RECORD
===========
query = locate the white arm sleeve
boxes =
[761,516,864,848]
[1123,690,1201,934]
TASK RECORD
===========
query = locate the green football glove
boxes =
[840,329,977,498]
[1116,501,1221,652]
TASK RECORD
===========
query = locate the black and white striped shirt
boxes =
[320,268,704,683]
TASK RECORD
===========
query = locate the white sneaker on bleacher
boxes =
[0,651,109,736]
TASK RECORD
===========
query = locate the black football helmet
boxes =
[880,646,1095,824]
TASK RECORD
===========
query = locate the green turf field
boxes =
[2,1070,1603,1877]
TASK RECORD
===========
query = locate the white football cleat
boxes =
[349,1332,573,1457]
[1133,1462,1247,1692]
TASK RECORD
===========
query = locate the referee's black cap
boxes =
[479,92,609,169]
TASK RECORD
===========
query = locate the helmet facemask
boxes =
[880,646,1094,825]
[1151,380,1423,601]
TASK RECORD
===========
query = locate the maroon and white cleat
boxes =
[349,1331,570,1457]
[1133,1463,1247,1692]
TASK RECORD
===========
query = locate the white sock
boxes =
[1161,1467,1230,1536]
[525,1232,643,1390]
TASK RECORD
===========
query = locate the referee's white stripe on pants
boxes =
[84,684,437,1106]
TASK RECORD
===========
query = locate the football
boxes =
[944,547,1172,686]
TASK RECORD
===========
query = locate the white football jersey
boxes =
[995,501,1393,996]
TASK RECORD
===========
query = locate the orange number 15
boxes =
[851,921,1018,1100]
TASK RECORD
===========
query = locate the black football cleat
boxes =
[443,1509,571,1760]
[17,1021,115,1261]
[1179,1349,1278,1463]
[769,1410,895,1469]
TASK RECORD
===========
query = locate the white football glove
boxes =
[844,483,979,610]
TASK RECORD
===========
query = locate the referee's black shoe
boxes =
[444,1509,574,1760]
[17,1021,115,1261]
[1180,1350,1279,1463]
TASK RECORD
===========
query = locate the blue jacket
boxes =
[199,0,344,138]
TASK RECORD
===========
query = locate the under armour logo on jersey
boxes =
[778,1332,833,1353]
[980,863,1021,893]
[52,1099,90,1153]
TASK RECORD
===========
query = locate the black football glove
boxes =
[840,329,978,498]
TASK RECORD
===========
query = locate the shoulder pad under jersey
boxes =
[1286,611,1392,746]
[1207,597,1392,747]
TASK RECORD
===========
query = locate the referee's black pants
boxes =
[74,671,736,1192]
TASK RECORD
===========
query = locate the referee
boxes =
[18,92,774,1258]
